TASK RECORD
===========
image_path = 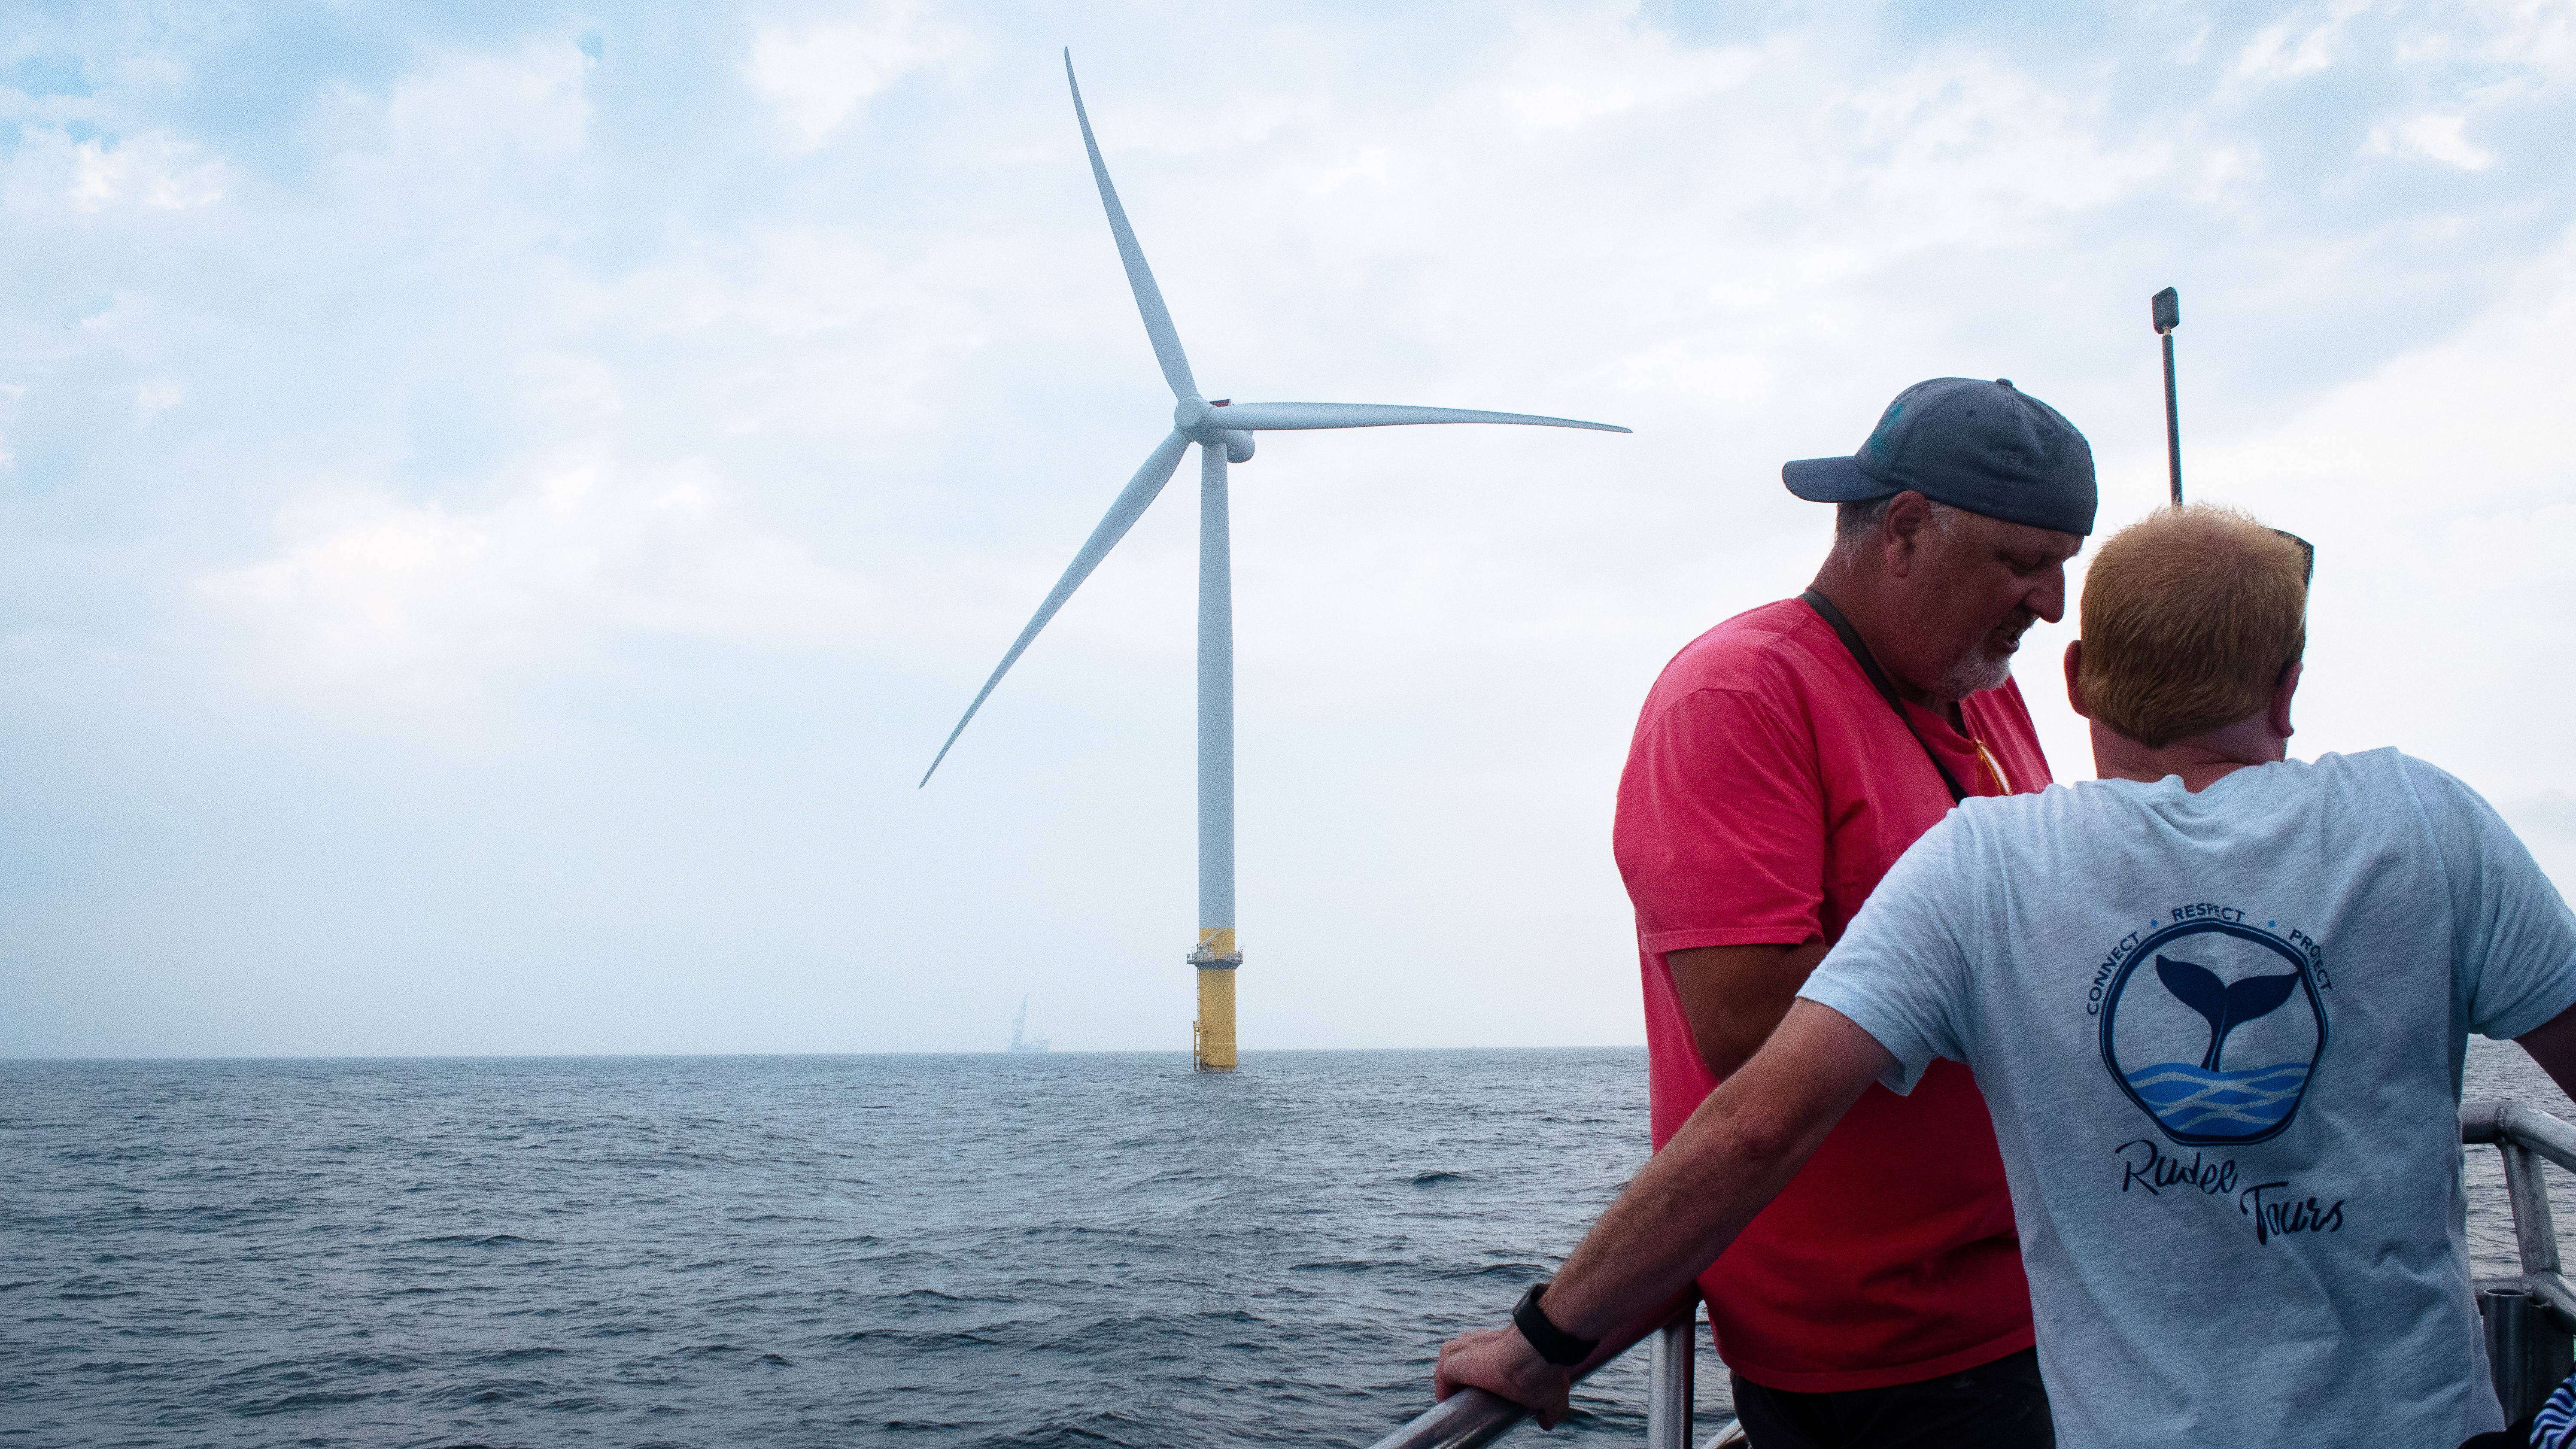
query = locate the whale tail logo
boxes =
[2155,954,2300,1072]
[2105,923,2324,1146]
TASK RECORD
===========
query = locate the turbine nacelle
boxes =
[1173,395,1255,461]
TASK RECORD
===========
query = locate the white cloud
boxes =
[2364,112,2498,170]
[2184,225,2576,803]
[292,39,598,215]
[1847,52,2170,235]
[1482,14,1759,138]
[4,128,230,213]
[12,0,2576,1054]
[2389,1,2576,69]
[2198,141,2264,194]
[746,3,952,146]
[201,453,869,699]
[383,42,595,159]
[2234,5,2360,82]
[135,380,183,416]
[2195,224,2576,515]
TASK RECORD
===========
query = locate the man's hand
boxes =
[1433,1325,1572,1428]
[1423,1002,1894,1426]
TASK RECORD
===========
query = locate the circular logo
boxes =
[2097,920,2327,1147]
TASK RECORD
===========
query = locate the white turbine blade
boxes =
[920,429,1194,787]
[1212,401,1630,433]
[1064,51,1198,401]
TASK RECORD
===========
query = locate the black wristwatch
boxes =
[1511,1282,1600,1367]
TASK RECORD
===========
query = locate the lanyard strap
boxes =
[1799,588,1969,806]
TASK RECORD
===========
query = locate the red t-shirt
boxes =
[1613,597,2052,1392]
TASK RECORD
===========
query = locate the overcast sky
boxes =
[5,0,2572,1058]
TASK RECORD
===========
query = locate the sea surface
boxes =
[2,1042,2568,1449]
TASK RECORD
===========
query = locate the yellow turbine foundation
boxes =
[1192,928,1239,1072]
[1193,969,1237,1070]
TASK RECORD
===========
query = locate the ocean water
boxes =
[3,1042,2567,1449]
[0,1050,1677,1449]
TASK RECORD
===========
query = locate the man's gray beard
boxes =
[1929,643,2015,702]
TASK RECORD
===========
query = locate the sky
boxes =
[3,0,2573,1058]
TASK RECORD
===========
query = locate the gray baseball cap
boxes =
[1782,377,2097,537]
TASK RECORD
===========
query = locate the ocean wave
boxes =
[8,1045,2509,1449]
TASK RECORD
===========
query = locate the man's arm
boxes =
[1432,1001,1895,1422]
[1668,940,1830,1078]
[2515,999,2576,1103]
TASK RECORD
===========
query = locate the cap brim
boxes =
[1782,455,1896,503]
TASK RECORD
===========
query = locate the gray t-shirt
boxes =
[1800,749,2576,1448]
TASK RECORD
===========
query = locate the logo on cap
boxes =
[1864,403,1905,460]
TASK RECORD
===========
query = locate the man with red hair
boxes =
[1447,504,2576,1448]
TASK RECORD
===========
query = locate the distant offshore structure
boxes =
[920,52,1627,1073]
[1008,996,1051,1054]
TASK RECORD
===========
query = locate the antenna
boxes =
[2152,287,2181,505]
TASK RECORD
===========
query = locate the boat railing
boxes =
[1363,1288,1746,1449]
[1370,1098,2576,1449]
[2462,1099,2576,1420]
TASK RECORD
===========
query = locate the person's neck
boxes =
[1809,559,1960,724]
[2090,717,2287,793]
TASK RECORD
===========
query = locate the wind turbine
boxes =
[921,52,1628,1072]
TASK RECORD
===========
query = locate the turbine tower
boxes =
[921,53,1627,1072]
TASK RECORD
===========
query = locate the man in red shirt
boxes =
[1611,377,2093,1446]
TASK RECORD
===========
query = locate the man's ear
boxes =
[2064,639,2090,718]
[1880,492,1932,579]
[2269,660,2301,741]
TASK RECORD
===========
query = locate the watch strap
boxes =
[1511,1282,1599,1367]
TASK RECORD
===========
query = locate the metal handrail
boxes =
[1358,1386,1525,1449]
[2462,1099,2576,1420]
[1364,1293,1743,1449]
[2464,1100,2576,1176]
[1364,1290,1699,1449]
[2463,1100,2576,1319]
[1371,1101,2576,1449]
[1644,1309,1692,1449]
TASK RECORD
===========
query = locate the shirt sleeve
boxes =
[1795,809,1981,1094]
[2415,760,2576,1041]
[1613,683,1827,954]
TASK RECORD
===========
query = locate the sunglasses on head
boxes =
[2272,529,2315,587]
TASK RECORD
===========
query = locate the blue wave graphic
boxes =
[2123,1060,2309,1136]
